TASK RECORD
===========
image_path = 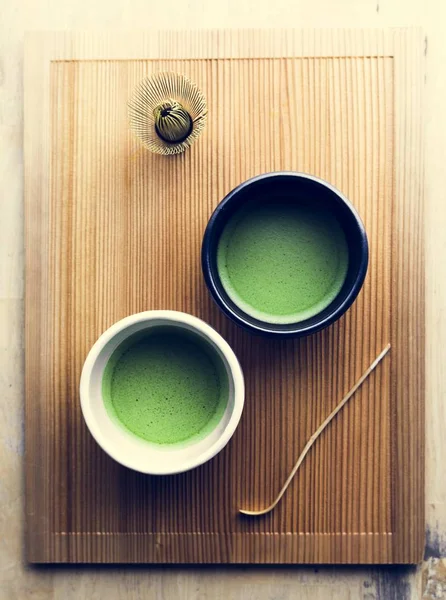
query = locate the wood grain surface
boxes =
[24,29,424,564]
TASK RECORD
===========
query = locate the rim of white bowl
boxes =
[79,310,245,475]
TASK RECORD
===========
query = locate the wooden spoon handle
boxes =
[239,344,391,517]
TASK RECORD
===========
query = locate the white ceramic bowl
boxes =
[80,310,244,475]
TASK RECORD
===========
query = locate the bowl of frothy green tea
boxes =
[80,311,244,474]
[202,172,368,337]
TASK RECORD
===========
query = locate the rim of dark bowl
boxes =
[201,172,369,338]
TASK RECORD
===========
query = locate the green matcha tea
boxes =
[217,200,349,324]
[102,328,228,446]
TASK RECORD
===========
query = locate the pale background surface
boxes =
[1,0,445,598]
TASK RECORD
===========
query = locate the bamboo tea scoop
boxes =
[239,343,391,517]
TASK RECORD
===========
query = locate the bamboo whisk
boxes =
[128,72,207,155]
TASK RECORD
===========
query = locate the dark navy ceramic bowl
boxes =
[201,172,369,338]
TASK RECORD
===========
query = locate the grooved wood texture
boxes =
[24,29,425,564]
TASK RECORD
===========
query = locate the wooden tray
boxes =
[24,29,425,564]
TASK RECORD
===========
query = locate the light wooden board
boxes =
[24,29,424,564]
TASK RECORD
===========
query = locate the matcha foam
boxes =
[217,200,349,324]
[102,328,228,446]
